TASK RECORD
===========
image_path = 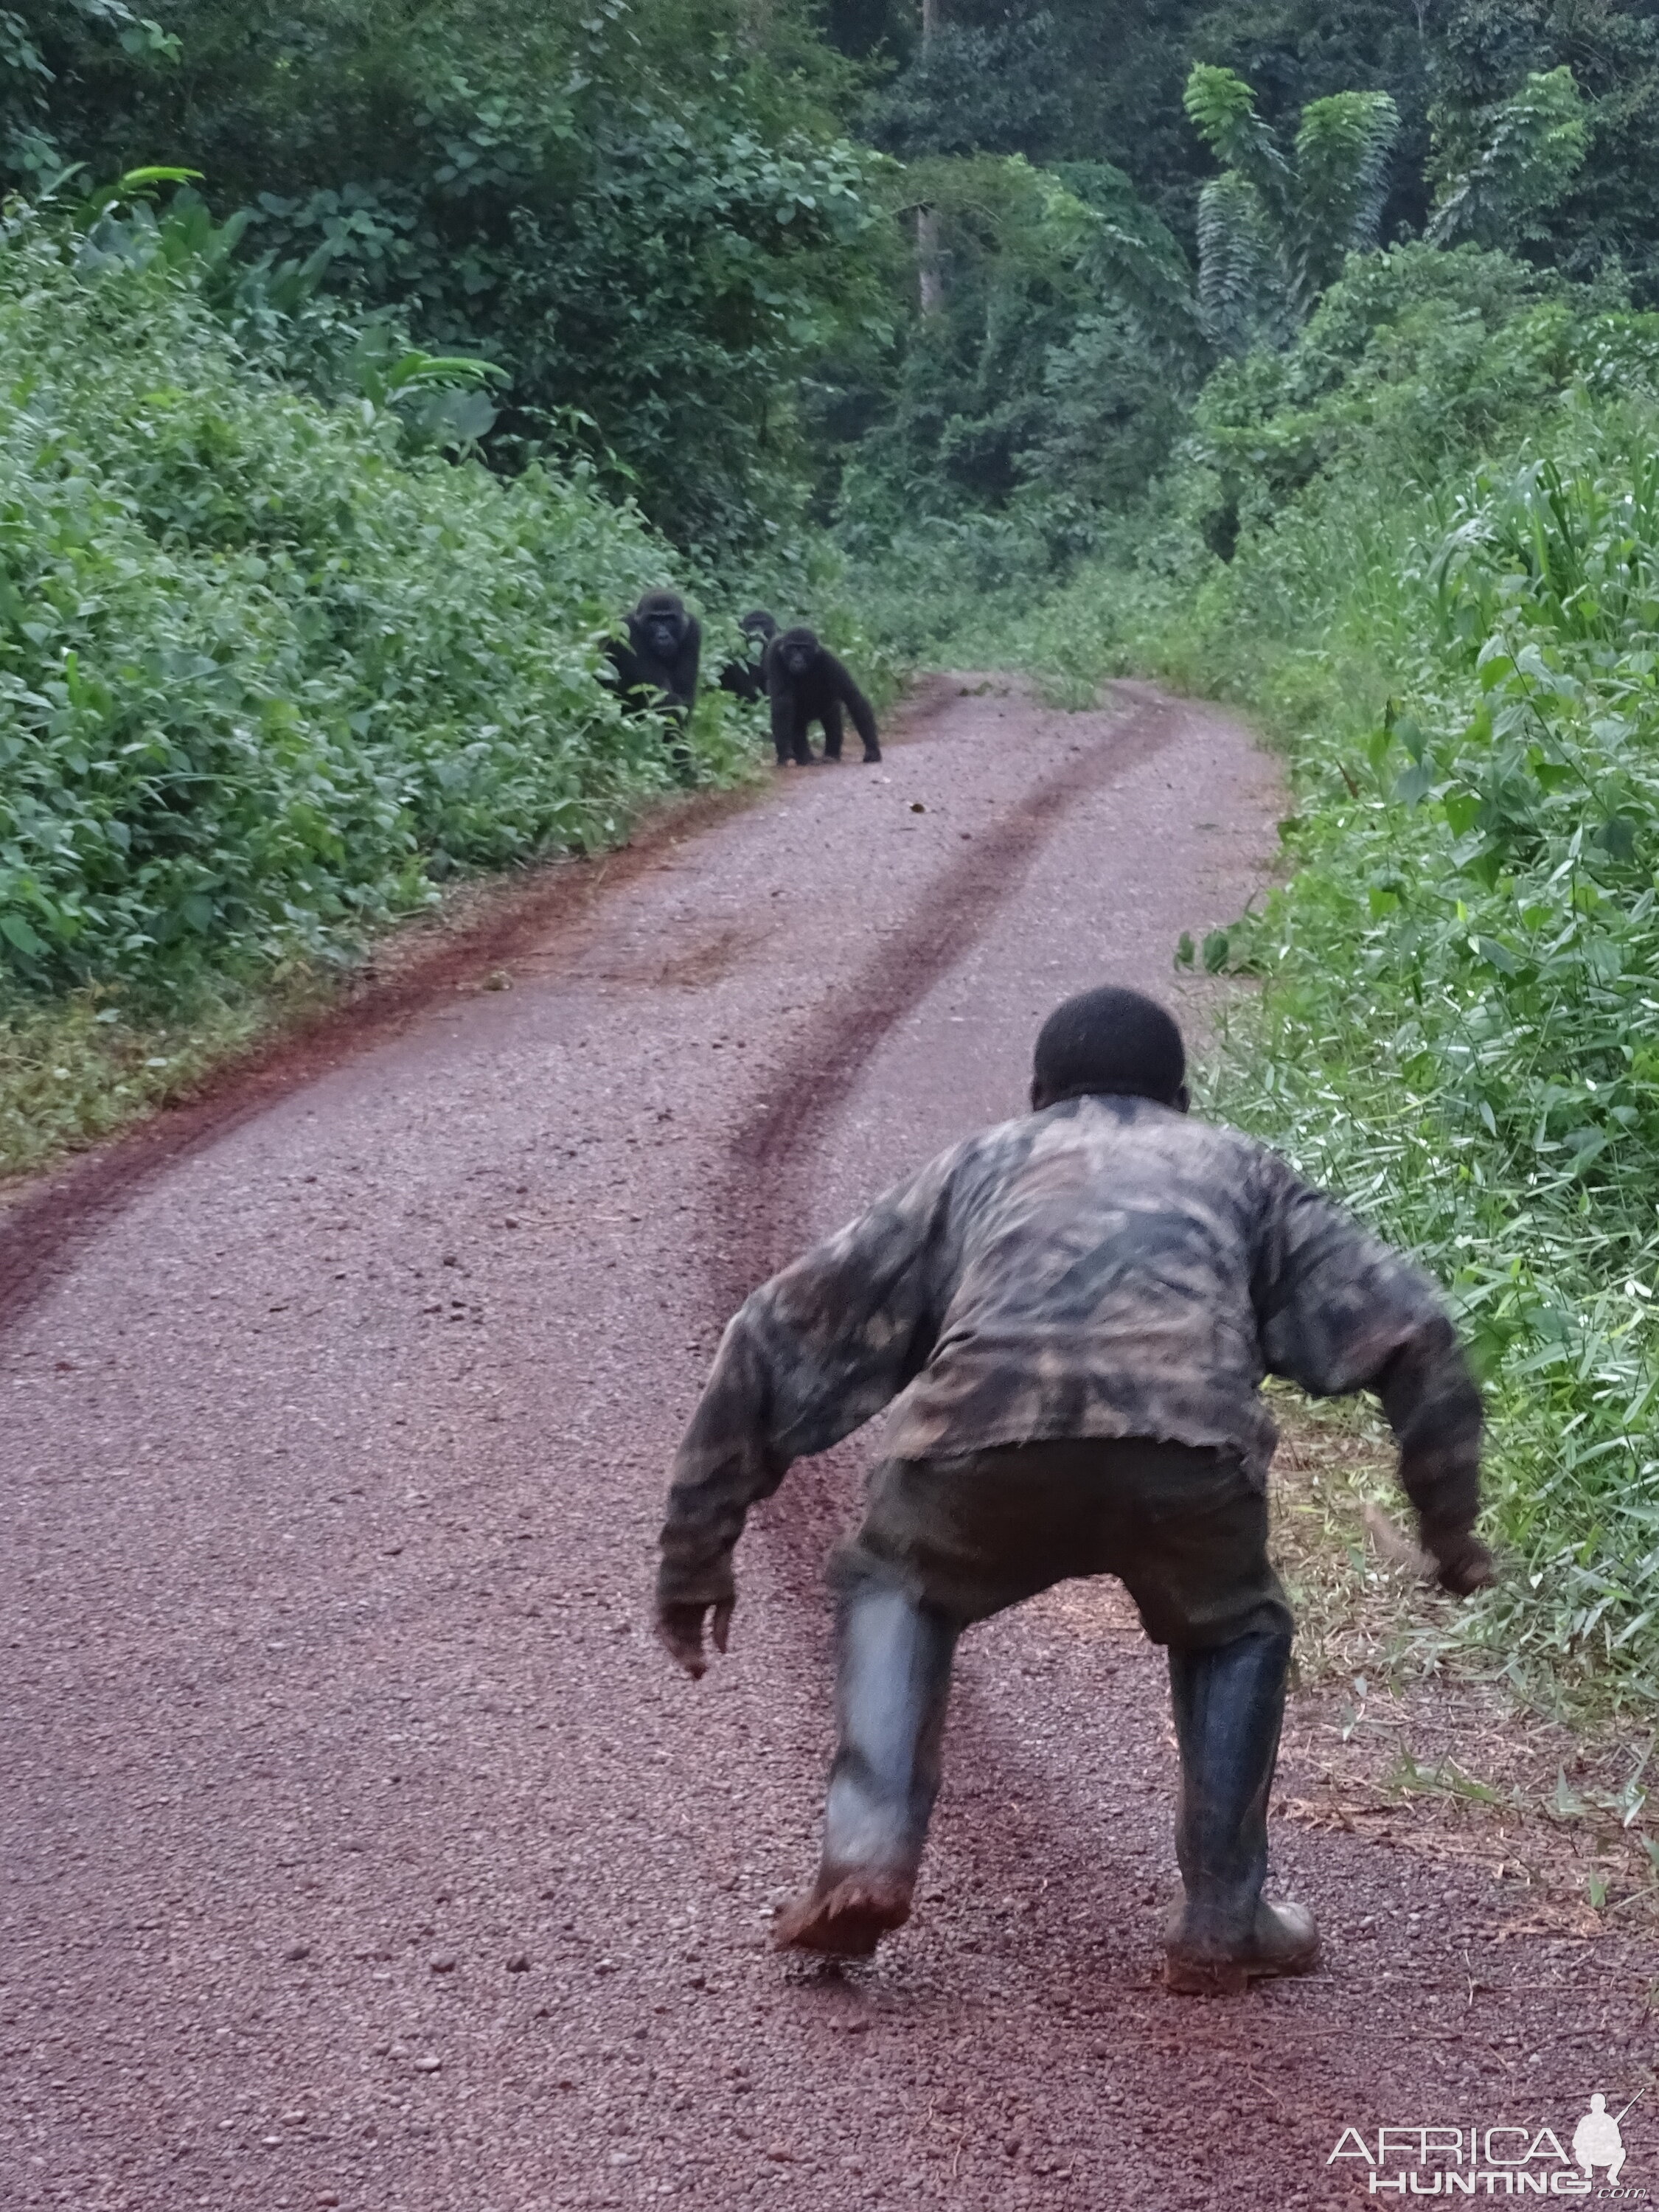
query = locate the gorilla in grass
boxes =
[767,627,880,767]
[717,610,778,707]
[607,591,702,728]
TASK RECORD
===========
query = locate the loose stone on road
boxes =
[2,678,1652,2209]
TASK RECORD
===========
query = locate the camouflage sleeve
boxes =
[657,1151,959,1607]
[1253,1162,1484,1559]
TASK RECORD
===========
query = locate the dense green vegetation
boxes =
[0,222,734,995]
[9,0,886,554]
[15,0,1659,1692]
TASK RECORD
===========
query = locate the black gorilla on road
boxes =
[606,591,701,726]
[717,610,777,706]
[767,627,880,767]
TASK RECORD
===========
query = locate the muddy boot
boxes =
[1163,1626,1318,1995]
[774,1583,957,1959]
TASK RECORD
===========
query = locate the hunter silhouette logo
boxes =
[1573,2096,1630,2185]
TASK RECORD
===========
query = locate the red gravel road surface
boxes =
[3,678,1654,2212]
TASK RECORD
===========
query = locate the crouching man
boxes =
[655,986,1491,1993]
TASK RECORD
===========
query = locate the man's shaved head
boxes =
[1031,987,1187,1111]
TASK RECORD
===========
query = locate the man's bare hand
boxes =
[655,1598,734,1679]
[1430,1534,1495,1598]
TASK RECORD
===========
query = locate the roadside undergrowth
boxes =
[0,975,325,1184]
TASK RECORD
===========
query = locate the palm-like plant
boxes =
[1183,66,1399,355]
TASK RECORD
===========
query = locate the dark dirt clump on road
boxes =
[2,677,1653,2211]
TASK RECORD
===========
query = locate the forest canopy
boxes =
[19,0,1659,575]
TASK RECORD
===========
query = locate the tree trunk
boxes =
[917,208,943,315]
[917,0,943,314]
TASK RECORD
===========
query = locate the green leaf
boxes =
[1473,936,1520,974]
[1565,1129,1609,1170]
[0,912,46,957]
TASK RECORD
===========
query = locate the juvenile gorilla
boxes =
[767,627,880,766]
[607,591,701,726]
[717,610,777,706]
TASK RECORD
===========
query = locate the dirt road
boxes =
[3,679,1653,2211]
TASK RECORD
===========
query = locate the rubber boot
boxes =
[1164,1626,1319,1994]
[773,1582,958,1958]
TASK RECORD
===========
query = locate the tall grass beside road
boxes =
[0,220,730,1007]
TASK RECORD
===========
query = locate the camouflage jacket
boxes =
[658,1095,1483,1606]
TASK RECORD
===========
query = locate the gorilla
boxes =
[767,627,880,767]
[606,591,701,726]
[717,609,778,706]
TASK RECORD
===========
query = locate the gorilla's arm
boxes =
[669,616,702,709]
[720,654,765,705]
[833,655,880,761]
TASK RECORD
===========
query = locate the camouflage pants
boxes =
[834,1436,1293,1650]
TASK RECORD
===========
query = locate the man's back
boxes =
[661,1091,1479,1610]
[883,1093,1295,1474]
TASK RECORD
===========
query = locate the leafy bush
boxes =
[0,217,739,997]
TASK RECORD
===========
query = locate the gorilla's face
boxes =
[646,616,682,658]
[784,644,814,678]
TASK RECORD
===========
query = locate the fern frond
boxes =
[1293,90,1399,300]
[1196,173,1282,358]
[1088,216,1206,380]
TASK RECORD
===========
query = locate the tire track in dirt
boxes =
[720,688,1179,1281]
[715,687,1181,1596]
